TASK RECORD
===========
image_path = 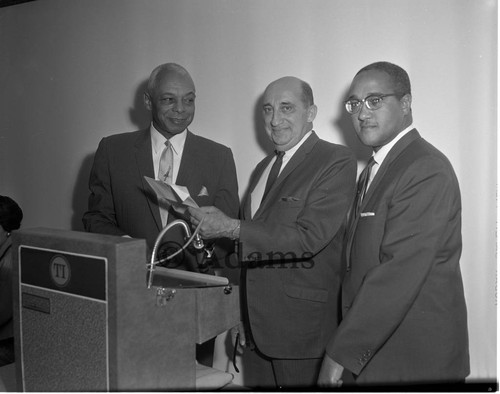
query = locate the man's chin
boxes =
[164,123,189,135]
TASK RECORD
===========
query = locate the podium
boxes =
[12,227,240,391]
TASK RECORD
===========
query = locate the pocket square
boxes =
[280,196,300,202]
[360,212,375,217]
[198,186,209,197]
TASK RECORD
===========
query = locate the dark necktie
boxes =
[353,156,376,218]
[261,150,285,203]
[345,157,376,271]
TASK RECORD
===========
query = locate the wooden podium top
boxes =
[150,266,229,288]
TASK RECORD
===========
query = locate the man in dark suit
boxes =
[83,63,239,270]
[82,63,239,365]
[318,61,469,387]
[187,76,356,388]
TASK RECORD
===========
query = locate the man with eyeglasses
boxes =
[318,61,469,388]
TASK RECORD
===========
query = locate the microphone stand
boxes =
[147,219,203,289]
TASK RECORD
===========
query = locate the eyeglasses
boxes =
[344,93,399,114]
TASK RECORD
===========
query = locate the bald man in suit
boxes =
[188,76,356,388]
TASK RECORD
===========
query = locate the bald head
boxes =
[262,76,317,151]
[265,76,314,108]
[147,63,195,96]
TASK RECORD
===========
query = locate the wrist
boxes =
[229,220,240,240]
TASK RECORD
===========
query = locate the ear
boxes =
[307,104,318,123]
[144,92,152,111]
[400,94,412,115]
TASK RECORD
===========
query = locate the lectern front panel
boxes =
[18,246,109,391]
[12,228,239,391]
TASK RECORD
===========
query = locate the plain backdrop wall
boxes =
[0,0,496,385]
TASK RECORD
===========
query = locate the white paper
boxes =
[144,176,199,216]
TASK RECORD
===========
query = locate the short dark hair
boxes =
[0,196,23,232]
[356,61,411,96]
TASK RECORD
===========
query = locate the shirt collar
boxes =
[373,124,414,165]
[150,123,187,156]
[282,130,313,158]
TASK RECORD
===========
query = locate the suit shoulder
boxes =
[404,138,456,171]
[101,129,146,144]
[189,132,232,153]
[315,139,355,160]
[390,138,460,192]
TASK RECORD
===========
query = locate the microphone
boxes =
[191,234,210,273]
[193,233,204,251]
[147,219,206,288]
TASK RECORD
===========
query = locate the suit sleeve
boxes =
[326,156,460,375]
[209,147,240,264]
[82,137,126,237]
[240,150,356,262]
[212,147,240,218]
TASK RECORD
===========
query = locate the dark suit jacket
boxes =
[326,129,469,384]
[239,132,356,360]
[83,129,239,270]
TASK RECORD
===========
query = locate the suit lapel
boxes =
[134,129,163,231]
[361,128,421,208]
[176,130,197,187]
[275,133,319,189]
[346,129,421,268]
[242,157,272,220]
[253,132,319,218]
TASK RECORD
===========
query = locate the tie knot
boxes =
[367,156,376,167]
[275,150,285,158]
[165,140,172,148]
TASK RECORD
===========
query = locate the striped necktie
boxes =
[354,156,376,218]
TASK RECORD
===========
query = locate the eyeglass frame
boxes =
[344,93,402,115]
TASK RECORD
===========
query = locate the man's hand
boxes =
[317,354,344,387]
[187,206,239,239]
[230,322,247,349]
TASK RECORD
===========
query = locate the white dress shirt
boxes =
[150,124,187,184]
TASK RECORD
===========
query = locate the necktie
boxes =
[158,140,173,226]
[261,150,285,203]
[353,156,376,218]
[158,140,173,185]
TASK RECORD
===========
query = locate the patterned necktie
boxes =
[158,140,173,184]
[158,140,173,226]
[261,150,285,203]
[354,156,376,218]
